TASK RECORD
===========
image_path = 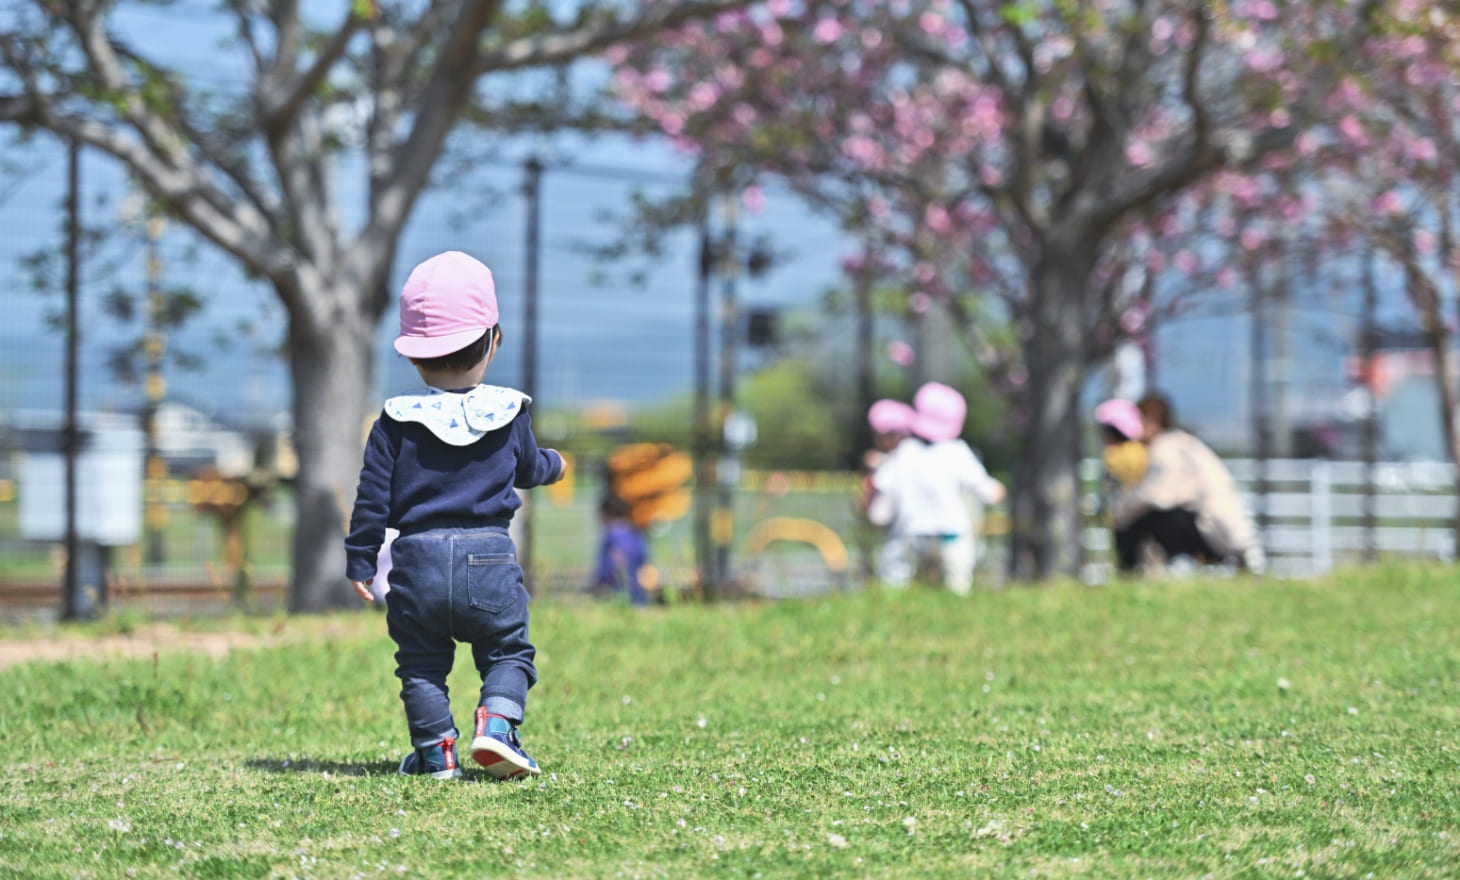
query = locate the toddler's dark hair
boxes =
[411,327,501,373]
[1100,424,1132,445]
[600,493,632,521]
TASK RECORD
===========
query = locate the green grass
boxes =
[2,565,1459,878]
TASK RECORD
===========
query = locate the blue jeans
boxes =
[384,523,536,748]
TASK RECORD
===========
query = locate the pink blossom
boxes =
[925,204,951,234]
[919,12,946,37]
[886,340,915,366]
[1174,250,1200,274]
[812,18,843,44]
[742,185,766,214]
[760,22,784,46]
[688,81,721,111]
[1407,137,1438,163]
[1240,226,1265,251]
[910,291,933,314]
[913,262,936,285]
[1126,141,1153,168]
[645,68,672,94]
[1120,303,1147,334]
[1415,229,1437,255]
[1008,363,1028,389]
[1216,267,1239,289]
[1373,190,1403,216]
[861,27,883,50]
[1251,0,1279,20]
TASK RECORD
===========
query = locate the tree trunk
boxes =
[286,291,378,612]
[1006,257,1090,581]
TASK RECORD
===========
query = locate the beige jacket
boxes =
[1110,429,1257,557]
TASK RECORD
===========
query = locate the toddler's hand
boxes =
[351,579,375,602]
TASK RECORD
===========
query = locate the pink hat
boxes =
[911,382,966,442]
[395,251,499,359]
[867,399,914,435]
[1094,398,1143,442]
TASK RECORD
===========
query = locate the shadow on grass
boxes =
[246,757,399,777]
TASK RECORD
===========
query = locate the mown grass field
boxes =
[2,564,1458,878]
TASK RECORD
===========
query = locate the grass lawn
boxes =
[1,564,1458,878]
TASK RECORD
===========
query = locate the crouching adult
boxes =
[1103,393,1265,575]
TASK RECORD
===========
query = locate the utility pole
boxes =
[1360,248,1378,564]
[62,139,90,620]
[693,208,714,594]
[854,248,875,469]
[713,190,739,591]
[142,214,167,566]
[520,156,543,591]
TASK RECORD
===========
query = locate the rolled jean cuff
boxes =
[410,713,460,749]
[482,696,525,725]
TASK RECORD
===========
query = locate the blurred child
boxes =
[594,493,651,606]
[1093,398,1149,490]
[874,382,1005,594]
[346,251,565,781]
[859,398,916,582]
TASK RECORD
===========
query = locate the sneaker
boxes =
[397,737,463,780]
[470,708,541,779]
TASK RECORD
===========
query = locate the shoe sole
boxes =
[470,736,541,779]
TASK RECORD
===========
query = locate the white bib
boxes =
[383,384,531,446]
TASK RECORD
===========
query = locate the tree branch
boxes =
[261,9,365,128]
[473,0,761,74]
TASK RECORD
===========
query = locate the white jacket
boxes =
[871,438,1003,537]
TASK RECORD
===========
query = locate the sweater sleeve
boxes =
[344,414,396,581]
[512,406,564,489]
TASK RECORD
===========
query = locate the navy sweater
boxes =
[345,404,563,582]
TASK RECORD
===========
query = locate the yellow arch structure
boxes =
[741,517,849,574]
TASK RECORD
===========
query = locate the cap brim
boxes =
[394,326,489,359]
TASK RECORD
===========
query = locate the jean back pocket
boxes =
[465,553,521,614]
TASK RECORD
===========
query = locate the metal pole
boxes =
[1360,248,1378,563]
[1250,262,1271,543]
[520,156,542,591]
[1272,243,1294,458]
[714,191,739,590]
[854,251,875,469]
[62,139,85,620]
[693,208,714,594]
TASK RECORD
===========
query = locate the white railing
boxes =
[1079,458,1459,577]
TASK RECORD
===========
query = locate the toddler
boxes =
[346,250,564,780]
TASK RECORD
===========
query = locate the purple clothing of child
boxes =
[596,521,649,606]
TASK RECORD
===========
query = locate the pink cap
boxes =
[1094,398,1143,442]
[911,381,966,442]
[867,399,914,435]
[394,251,499,359]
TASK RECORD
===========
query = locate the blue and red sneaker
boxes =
[397,737,463,780]
[470,708,541,780]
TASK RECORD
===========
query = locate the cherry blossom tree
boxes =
[0,0,757,611]
[614,0,1384,578]
[1312,1,1460,542]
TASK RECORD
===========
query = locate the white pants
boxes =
[878,533,977,595]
